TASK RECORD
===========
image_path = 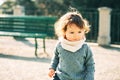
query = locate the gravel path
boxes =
[0,37,120,80]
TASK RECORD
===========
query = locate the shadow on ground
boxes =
[0,53,51,63]
[13,37,35,47]
[100,45,120,52]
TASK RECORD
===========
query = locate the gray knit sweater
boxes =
[50,42,95,80]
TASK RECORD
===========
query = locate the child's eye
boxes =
[78,31,81,33]
[70,32,74,34]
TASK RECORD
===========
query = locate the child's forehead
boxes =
[67,23,83,29]
[67,23,78,27]
[67,24,84,30]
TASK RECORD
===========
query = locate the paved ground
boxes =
[0,37,120,80]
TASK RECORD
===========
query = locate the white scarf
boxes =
[59,37,86,52]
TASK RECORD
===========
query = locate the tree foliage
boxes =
[17,0,37,15]
[63,0,120,9]
[1,0,120,15]
[34,0,66,16]
[1,0,16,14]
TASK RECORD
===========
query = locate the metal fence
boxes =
[79,9,120,44]
[111,9,120,44]
[79,9,99,42]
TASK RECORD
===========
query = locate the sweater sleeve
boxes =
[84,45,95,80]
[49,43,59,71]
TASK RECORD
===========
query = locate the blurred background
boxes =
[1,0,120,45]
[0,0,120,16]
[0,1,120,80]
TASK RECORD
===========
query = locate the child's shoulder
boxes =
[83,42,89,47]
[55,41,61,47]
[82,42,91,49]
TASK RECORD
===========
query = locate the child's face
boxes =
[65,23,85,42]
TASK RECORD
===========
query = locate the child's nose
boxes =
[74,34,79,37]
[73,36,79,40]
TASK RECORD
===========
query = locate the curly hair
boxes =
[54,11,90,37]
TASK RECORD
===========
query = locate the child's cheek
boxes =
[80,34,85,40]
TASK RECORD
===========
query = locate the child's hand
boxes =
[48,68,55,78]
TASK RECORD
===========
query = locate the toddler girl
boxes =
[48,11,95,80]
